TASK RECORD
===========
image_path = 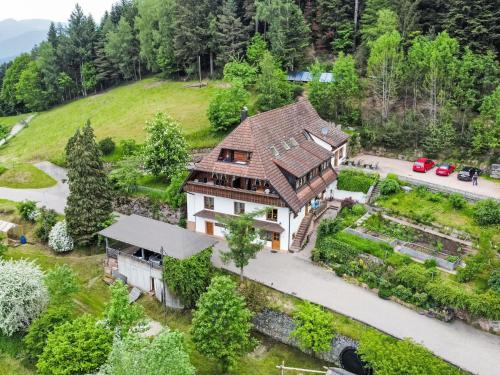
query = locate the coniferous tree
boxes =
[360,0,392,44]
[216,0,248,66]
[315,0,354,53]
[65,122,113,246]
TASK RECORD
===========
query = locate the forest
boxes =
[0,0,498,161]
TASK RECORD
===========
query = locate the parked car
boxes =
[457,166,481,181]
[413,158,435,173]
[435,163,456,176]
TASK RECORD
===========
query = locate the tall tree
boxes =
[15,61,47,112]
[315,0,354,53]
[220,210,265,280]
[37,41,61,105]
[445,0,499,53]
[216,0,248,66]
[367,30,403,120]
[142,113,189,179]
[255,51,293,111]
[471,86,500,155]
[104,280,144,335]
[191,276,254,372]
[136,0,177,75]
[256,0,311,70]
[65,122,113,245]
[391,0,420,42]
[0,54,31,114]
[360,0,392,44]
[105,17,141,81]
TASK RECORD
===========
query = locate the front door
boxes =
[205,221,214,235]
[271,232,280,250]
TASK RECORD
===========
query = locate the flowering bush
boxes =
[17,200,39,222]
[0,259,48,336]
[48,221,74,252]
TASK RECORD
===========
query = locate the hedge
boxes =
[336,169,377,193]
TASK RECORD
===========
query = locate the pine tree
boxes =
[445,0,500,53]
[65,122,113,246]
[216,0,248,66]
[315,0,354,53]
[360,0,392,44]
[47,22,59,49]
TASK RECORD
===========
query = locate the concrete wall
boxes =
[253,309,358,364]
[117,254,183,309]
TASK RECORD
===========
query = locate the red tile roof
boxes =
[190,99,348,213]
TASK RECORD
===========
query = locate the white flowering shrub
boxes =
[48,221,74,253]
[28,208,41,222]
[0,259,48,336]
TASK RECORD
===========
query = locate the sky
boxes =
[2,0,118,23]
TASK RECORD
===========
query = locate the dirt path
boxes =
[0,114,35,146]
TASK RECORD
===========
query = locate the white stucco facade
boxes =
[309,133,348,167]
[117,254,183,309]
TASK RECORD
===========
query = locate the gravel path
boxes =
[0,114,35,146]
[212,244,500,375]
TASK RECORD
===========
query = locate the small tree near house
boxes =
[220,210,265,281]
[191,276,254,372]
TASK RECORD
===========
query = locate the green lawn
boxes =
[0,114,30,132]
[0,164,57,189]
[0,78,227,163]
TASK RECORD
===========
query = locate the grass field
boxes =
[0,78,227,164]
[0,114,29,132]
[0,163,56,189]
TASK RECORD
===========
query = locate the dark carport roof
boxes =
[99,214,217,259]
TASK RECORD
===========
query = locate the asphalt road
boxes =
[351,154,500,199]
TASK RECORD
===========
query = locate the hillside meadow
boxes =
[0,78,226,163]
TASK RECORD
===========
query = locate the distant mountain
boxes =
[0,19,54,63]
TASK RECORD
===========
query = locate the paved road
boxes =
[0,161,68,213]
[351,154,500,199]
[212,245,500,375]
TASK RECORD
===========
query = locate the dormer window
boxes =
[218,149,251,164]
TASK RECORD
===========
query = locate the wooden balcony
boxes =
[184,181,286,207]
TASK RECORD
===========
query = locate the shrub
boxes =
[164,170,188,209]
[23,306,73,361]
[337,169,377,193]
[473,199,500,225]
[449,193,466,209]
[291,301,334,353]
[415,185,428,197]
[207,84,250,132]
[17,200,38,222]
[315,237,361,265]
[423,259,438,269]
[104,280,144,334]
[45,264,79,306]
[0,259,49,336]
[292,84,304,98]
[358,331,462,375]
[317,218,343,239]
[238,281,268,313]
[0,124,9,139]
[379,178,400,196]
[377,279,393,299]
[37,314,113,375]
[163,248,214,308]
[393,285,413,302]
[223,61,257,87]
[427,192,442,202]
[351,203,366,216]
[48,221,74,252]
[34,207,58,243]
[393,264,430,292]
[99,137,116,155]
[109,157,141,194]
[488,271,500,294]
[120,139,139,156]
[341,197,356,210]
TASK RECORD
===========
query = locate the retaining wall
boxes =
[252,309,358,364]
[396,244,459,271]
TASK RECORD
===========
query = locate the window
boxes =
[308,167,318,180]
[234,202,245,214]
[204,196,214,210]
[320,160,330,172]
[296,175,307,189]
[266,208,278,222]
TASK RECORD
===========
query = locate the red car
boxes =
[412,158,435,173]
[435,163,456,176]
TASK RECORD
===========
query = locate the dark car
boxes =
[457,166,481,181]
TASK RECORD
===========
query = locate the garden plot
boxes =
[348,213,474,271]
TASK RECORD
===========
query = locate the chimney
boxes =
[240,106,248,123]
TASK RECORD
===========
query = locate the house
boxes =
[183,99,349,252]
[99,214,217,308]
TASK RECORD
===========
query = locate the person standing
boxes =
[472,171,479,186]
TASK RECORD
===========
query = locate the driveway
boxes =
[351,154,500,199]
[212,246,500,375]
[0,161,68,213]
